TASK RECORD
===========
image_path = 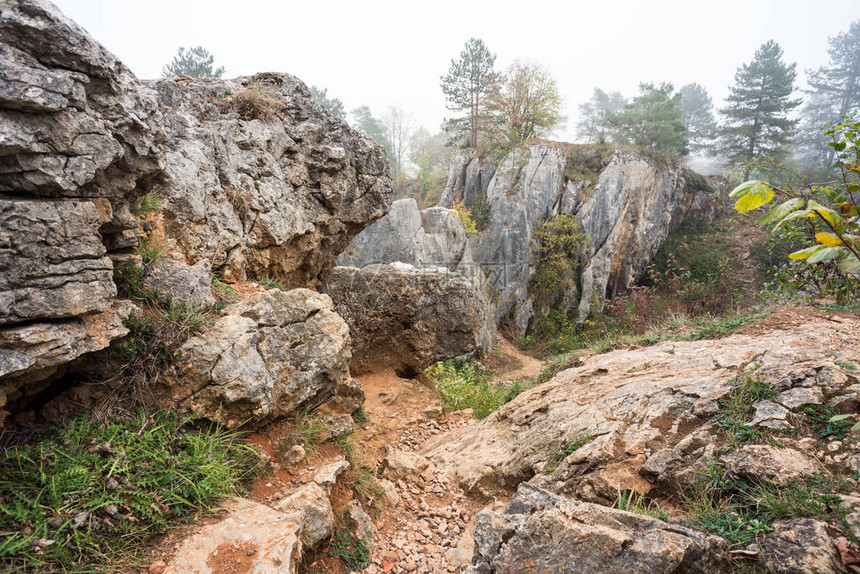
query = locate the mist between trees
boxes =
[162,22,860,205]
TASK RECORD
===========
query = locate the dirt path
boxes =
[488,337,544,382]
[151,344,543,573]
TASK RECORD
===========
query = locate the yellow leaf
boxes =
[789,245,824,260]
[815,232,843,247]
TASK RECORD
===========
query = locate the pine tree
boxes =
[679,83,716,155]
[720,41,801,178]
[610,82,688,156]
[440,38,496,149]
[351,106,394,166]
[309,85,346,119]
[798,21,860,170]
[162,46,225,78]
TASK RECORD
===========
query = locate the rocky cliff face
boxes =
[343,142,699,337]
[149,74,390,287]
[0,0,393,424]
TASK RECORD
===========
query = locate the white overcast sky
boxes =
[53,0,860,142]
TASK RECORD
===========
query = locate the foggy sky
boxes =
[52,0,860,142]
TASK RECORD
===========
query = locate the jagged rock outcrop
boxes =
[422,311,860,502]
[148,73,391,286]
[0,0,392,422]
[0,0,163,423]
[324,264,489,375]
[164,288,355,427]
[337,198,476,274]
[439,149,497,209]
[466,484,725,574]
[342,143,699,338]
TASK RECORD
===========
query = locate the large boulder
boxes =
[0,0,392,423]
[164,288,354,427]
[147,73,391,287]
[760,518,847,574]
[324,263,489,375]
[466,484,725,574]
[422,312,860,500]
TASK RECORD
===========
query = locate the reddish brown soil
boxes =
[205,540,258,574]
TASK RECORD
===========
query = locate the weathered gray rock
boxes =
[0,0,162,201]
[148,73,392,286]
[0,0,392,423]
[312,459,350,494]
[283,445,306,466]
[164,498,302,574]
[338,198,471,271]
[439,149,497,209]
[318,412,354,440]
[143,257,215,308]
[723,445,817,485]
[164,288,353,427]
[760,518,847,574]
[0,200,116,324]
[343,143,688,338]
[749,400,792,429]
[344,500,375,552]
[0,302,132,424]
[272,482,333,548]
[383,450,431,481]
[776,386,823,410]
[423,314,860,500]
[324,264,488,375]
[466,484,724,574]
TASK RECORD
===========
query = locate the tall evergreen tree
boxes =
[610,82,688,156]
[351,106,394,167]
[440,38,496,149]
[162,46,225,78]
[720,40,801,178]
[679,83,717,155]
[576,88,626,144]
[309,85,346,119]
[798,21,860,170]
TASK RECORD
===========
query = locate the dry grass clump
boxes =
[221,83,286,121]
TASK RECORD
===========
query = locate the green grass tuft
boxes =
[714,372,778,447]
[0,411,262,572]
[615,488,672,522]
[426,359,504,419]
[133,191,165,216]
[138,238,167,264]
[328,521,369,571]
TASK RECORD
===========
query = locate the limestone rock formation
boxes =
[324,264,488,375]
[148,73,391,286]
[164,288,353,427]
[342,143,701,338]
[466,484,725,574]
[0,0,162,422]
[0,0,392,422]
[337,198,475,274]
[142,257,216,308]
[271,482,333,547]
[164,498,303,574]
[439,149,498,209]
[423,312,860,502]
[760,518,847,574]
